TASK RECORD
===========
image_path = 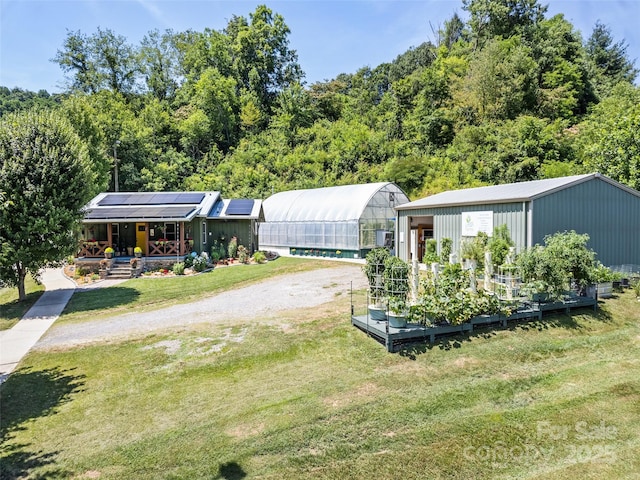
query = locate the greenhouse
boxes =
[260,182,409,258]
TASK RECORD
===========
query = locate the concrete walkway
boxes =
[0,268,76,383]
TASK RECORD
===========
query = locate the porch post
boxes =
[107,223,113,247]
[180,221,185,255]
[145,222,150,256]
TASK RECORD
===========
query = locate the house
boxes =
[395,173,640,267]
[260,182,409,258]
[79,191,263,259]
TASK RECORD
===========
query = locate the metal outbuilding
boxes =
[260,182,409,258]
[395,173,640,267]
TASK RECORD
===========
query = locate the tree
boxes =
[53,28,140,94]
[140,29,181,101]
[577,83,640,190]
[0,109,92,300]
[586,21,638,98]
[225,6,303,114]
[463,0,547,49]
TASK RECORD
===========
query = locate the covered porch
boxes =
[78,221,194,258]
[79,191,215,259]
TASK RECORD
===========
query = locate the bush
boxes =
[193,255,208,272]
[173,262,185,275]
[487,224,514,269]
[183,255,194,268]
[441,237,453,262]
[237,245,249,264]
[253,251,266,264]
[228,236,238,258]
[210,250,220,263]
[422,239,439,264]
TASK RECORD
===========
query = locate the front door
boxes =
[136,223,147,254]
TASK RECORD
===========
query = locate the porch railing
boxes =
[148,240,179,256]
[78,241,109,258]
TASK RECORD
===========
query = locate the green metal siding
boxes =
[397,203,528,262]
[531,177,640,266]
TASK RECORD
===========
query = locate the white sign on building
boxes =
[461,211,493,236]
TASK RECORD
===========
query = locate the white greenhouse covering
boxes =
[260,182,409,255]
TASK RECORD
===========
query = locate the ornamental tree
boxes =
[0,109,92,300]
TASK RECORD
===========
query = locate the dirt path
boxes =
[36,264,367,350]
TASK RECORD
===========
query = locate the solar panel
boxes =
[97,192,206,206]
[85,206,196,220]
[226,199,255,216]
[208,199,225,218]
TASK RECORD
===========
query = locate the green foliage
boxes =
[0,109,92,300]
[252,251,266,264]
[487,224,515,268]
[172,262,185,275]
[5,0,629,198]
[237,245,249,264]
[517,230,596,299]
[363,248,390,288]
[412,262,508,325]
[227,236,238,259]
[184,255,194,268]
[441,238,453,262]
[422,239,439,264]
[577,83,640,191]
[192,255,208,272]
[383,256,410,308]
[460,232,488,268]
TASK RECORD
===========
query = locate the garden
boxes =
[357,228,640,350]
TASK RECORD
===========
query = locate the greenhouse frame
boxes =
[260,182,409,258]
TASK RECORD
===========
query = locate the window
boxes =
[202,221,207,244]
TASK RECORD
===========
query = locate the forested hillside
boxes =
[2,0,639,199]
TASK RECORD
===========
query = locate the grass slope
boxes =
[1,280,639,479]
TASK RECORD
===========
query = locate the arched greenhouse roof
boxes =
[263,182,408,222]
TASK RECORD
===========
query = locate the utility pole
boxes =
[113,140,121,192]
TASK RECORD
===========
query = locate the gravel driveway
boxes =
[36,264,367,350]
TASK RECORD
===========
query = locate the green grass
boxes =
[0,276,45,330]
[2,281,640,478]
[58,257,336,325]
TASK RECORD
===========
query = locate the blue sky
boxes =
[1,0,638,93]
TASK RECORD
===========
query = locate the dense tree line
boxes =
[2,1,639,198]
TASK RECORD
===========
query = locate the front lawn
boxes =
[1,284,639,479]
[0,276,45,330]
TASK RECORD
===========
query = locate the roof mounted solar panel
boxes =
[208,199,225,218]
[225,199,254,215]
[97,192,206,206]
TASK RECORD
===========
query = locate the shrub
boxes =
[183,255,194,268]
[422,239,439,264]
[253,251,266,264]
[460,232,487,269]
[487,224,514,269]
[193,255,208,272]
[364,248,390,303]
[238,245,249,264]
[173,262,185,275]
[228,236,238,258]
[441,237,453,263]
[210,250,220,263]
[383,256,410,309]
[105,247,114,254]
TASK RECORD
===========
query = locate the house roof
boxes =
[83,191,220,223]
[396,173,640,210]
[263,182,408,222]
